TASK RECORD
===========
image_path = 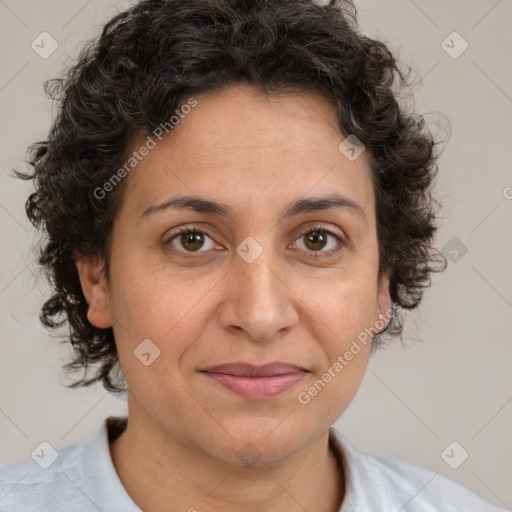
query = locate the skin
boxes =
[76,83,391,512]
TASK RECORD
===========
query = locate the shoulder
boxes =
[329,428,507,512]
[365,453,505,511]
[0,417,132,512]
[0,439,85,511]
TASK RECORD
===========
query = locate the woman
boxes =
[0,0,505,510]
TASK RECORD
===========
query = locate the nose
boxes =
[217,250,299,343]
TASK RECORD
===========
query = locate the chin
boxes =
[204,415,318,467]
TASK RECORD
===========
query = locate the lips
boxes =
[200,362,307,400]
[202,362,306,377]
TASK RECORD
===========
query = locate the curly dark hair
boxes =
[15,0,447,393]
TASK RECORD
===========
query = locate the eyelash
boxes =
[163,224,344,259]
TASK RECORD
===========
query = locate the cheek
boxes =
[298,268,379,347]
[107,261,219,359]
[293,278,376,421]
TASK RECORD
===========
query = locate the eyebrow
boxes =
[141,192,367,224]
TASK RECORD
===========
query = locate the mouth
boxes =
[200,362,308,400]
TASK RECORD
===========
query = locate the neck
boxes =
[109,405,345,512]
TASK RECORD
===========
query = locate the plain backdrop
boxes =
[0,0,511,509]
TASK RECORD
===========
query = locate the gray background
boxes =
[0,0,511,508]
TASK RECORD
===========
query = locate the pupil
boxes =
[182,232,203,251]
[306,231,326,250]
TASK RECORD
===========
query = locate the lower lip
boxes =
[202,372,306,400]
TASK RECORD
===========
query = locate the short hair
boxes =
[16,0,447,393]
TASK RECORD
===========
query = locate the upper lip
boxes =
[201,362,307,377]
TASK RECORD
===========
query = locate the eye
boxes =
[293,226,344,256]
[164,226,219,255]
[163,224,344,259]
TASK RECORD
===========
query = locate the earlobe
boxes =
[74,253,112,329]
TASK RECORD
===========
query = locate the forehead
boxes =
[119,83,375,222]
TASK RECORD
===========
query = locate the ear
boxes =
[376,270,392,325]
[74,252,112,329]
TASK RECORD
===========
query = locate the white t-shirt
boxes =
[0,416,506,511]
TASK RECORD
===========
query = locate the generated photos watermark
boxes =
[93,97,198,200]
[297,303,401,405]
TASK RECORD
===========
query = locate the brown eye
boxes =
[178,231,205,251]
[165,228,217,254]
[294,227,343,255]
[303,230,328,251]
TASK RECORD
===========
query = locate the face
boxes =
[78,83,391,466]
